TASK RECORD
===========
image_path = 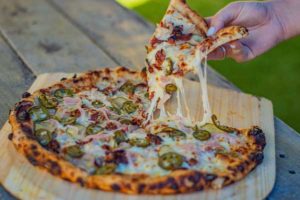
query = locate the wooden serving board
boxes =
[0,73,275,200]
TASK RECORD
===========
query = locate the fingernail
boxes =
[230,44,236,49]
[207,27,216,36]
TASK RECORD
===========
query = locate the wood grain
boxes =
[49,0,153,69]
[0,73,275,200]
[0,0,116,74]
[0,35,35,127]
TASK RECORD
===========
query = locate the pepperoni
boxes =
[105,122,118,130]
[150,37,163,47]
[155,49,166,66]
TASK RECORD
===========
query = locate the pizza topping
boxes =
[193,127,211,141]
[54,88,74,99]
[160,127,186,140]
[35,129,52,146]
[129,138,150,148]
[86,124,103,136]
[95,163,116,175]
[165,84,177,94]
[147,134,163,145]
[164,58,174,75]
[38,94,58,109]
[92,100,104,108]
[16,101,33,122]
[113,130,127,145]
[158,152,183,170]
[65,145,84,158]
[120,81,136,94]
[29,106,49,122]
[121,101,138,114]
[211,115,236,133]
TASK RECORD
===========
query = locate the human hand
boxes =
[206,1,287,62]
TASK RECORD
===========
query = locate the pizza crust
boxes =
[167,0,208,37]
[9,67,266,194]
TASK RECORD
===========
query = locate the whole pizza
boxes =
[8,0,266,195]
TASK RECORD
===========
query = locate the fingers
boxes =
[207,2,244,35]
[207,41,255,62]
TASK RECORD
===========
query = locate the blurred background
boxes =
[118,0,300,132]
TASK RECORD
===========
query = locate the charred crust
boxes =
[60,77,67,81]
[138,183,146,193]
[204,174,217,182]
[44,159,62,175]
[27,155,38,166]
[20,124,35,139]
[30,144,37,150]
[72,74,77,79]
[76,177,85,186]
[249,152,264,165]
[117,66,129,73]
[111,184,121,191]
[249,126,266,149]
[8,133,13,140]
[22,92,31,98]
[166,177,178,191]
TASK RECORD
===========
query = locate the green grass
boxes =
[117,0,300,132]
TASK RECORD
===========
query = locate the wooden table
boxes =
[0,0,298,199]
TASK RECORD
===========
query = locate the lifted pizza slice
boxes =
[145,0,248,125]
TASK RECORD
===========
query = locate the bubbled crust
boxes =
[9,67,266,194]
[168,0,208,36]
[198,26,249,54]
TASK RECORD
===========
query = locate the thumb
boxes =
[207,3,243,36]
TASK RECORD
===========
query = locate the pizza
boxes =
[8,0,266,195]
[145,0,248,125]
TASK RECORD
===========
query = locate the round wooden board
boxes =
[0,73,276,200]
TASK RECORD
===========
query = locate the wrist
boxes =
[270,0,300,40]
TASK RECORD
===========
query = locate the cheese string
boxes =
[195,49,212,126]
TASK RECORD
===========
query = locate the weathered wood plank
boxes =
[48,0,238,90]
[0,0,116,74]
[49,0,153,69]
[0,31,34,200]
[268,118,300,200]
[0,35,35,127]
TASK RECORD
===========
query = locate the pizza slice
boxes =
[145,0,248,125]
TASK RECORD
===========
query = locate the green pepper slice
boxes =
[161,127,186,139]
[54,88,73,99]
[120,81,136,94]
[165,58,173,75]
[109,106,121,115]
[38,94,58,108]
[92,100,104,108]
[35,129,52,146]
[122,101,138,114]
[193,128,211,141]
[86,124,103,136]
[55,116,77,125]
[29,106,49,122]
[120,119,132,125]
[113,130,127,145]
[109,97,127,109]
[158,152,183,170]
[129,138,150,148]
[95,163,117,175]
[65,145,84,158]
[211,115,236,133]
[165,84,177,94]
